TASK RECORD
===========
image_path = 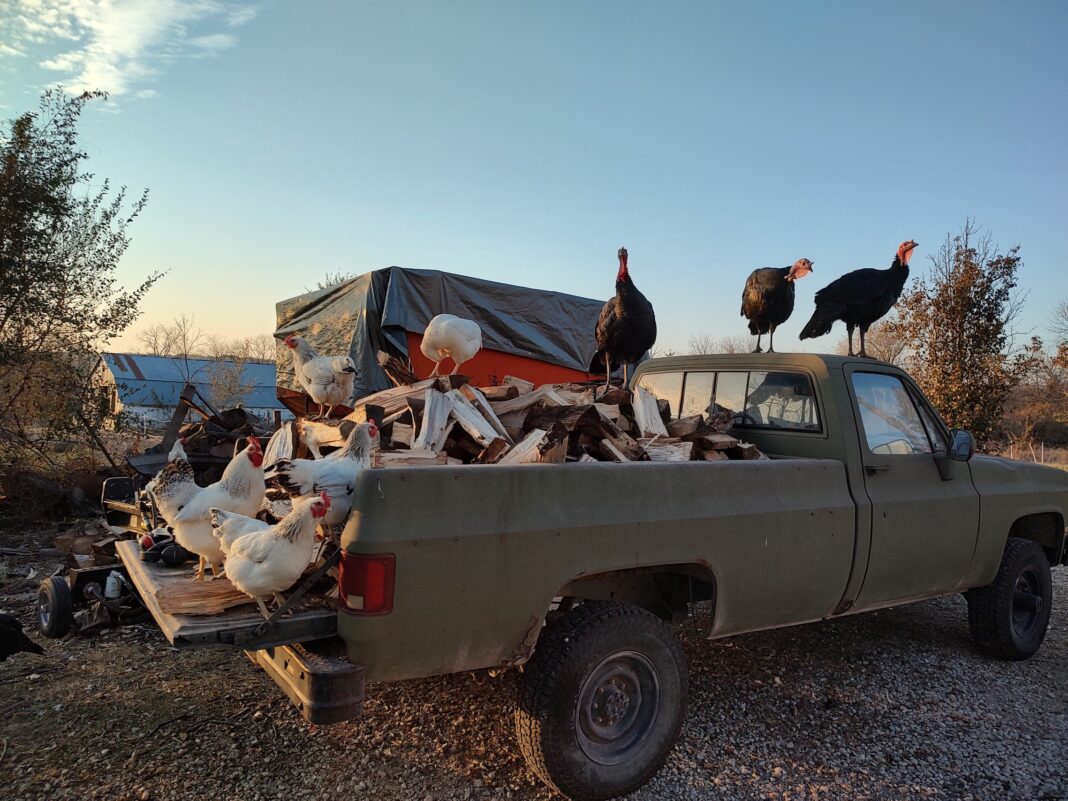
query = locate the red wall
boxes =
[405,332,591,387]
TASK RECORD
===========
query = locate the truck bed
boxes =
[116,540,337,649]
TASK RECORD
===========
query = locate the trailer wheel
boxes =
[966,537,1052,661]
[37,576,74,639]
[515,601,687,801]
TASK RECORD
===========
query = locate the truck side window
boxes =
[637,371,683,419]
[681,372,716,421]
[744,371,821,431]
[852,372,932,455]
[712,371,748,427]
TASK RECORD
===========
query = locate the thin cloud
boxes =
[0,1,259,97]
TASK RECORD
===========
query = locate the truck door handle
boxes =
[865,463,891,475]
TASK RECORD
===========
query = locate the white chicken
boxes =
[143,438,198,524]
[171,436,266,581]
[224,492,331,619]
[420,314,482,376]
[209,508,269,555]
[284,335,357,419]
[267,421,377,535]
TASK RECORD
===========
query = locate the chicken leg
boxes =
[859,326,869,359]
[255,598,271,620]
[193,556,206,582]
[429,361,442,377]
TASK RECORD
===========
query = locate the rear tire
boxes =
[515,601,687,801]
[966,537,1052,661]
[37,576,74,639]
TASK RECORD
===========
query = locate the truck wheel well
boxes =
[555,565,717,626]
[1010,513,1065,565]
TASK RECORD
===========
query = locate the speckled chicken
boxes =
[143,438,198,523]
[284,335,357,419]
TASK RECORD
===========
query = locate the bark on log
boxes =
[498,424,568,465]
[503,375,535,395]
[480,385,519,402]
[474,438,511,464]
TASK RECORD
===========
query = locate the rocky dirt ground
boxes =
[0,542,1065,801]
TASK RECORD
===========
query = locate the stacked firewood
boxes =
[295,367,768,466]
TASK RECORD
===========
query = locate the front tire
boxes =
[966,537,1052,661]
[515,601,687,801]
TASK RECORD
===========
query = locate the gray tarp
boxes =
[275,267,608,399]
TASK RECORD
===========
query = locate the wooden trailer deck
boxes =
[116,540,337,650]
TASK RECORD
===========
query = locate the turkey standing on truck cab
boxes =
[741,258,814,353]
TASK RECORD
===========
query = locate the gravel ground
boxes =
[0,553,1065,801]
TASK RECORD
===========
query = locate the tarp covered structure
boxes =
[274,267,609,401]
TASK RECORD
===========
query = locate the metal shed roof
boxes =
[100,353,286,410]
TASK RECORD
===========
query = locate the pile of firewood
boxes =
[304,368,767,466]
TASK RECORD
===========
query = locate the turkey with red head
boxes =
[799,240,918,357]
[741,258,814,353]
[593,247,657,391]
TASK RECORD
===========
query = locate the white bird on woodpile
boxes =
[266,421,377,538]
[171,437,266,581]
[223,492,331,619]
[420,314,482,377]
[284,335,357,419]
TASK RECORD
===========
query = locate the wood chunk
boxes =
[503,375,535,395]
[594,403,622,422]
[727,442,767,460]
[475,438,511,464]
[348,380,435,419]
[433,375,469,392]
[702,449,729,461]
[480,385,519,402]
[632,386,670,438]
[377,351,419,386]
[461,385,514,444]
[373,451,449,467]
[390,422,414,448]
[601,440,631,462]
[639,437,696,462]
[577,453,599,463]
[447,389,499,447]
[412,388,452,452]
[433,420,457,452]
[523,403,601,434]
[656,398,672,424]
[498,425,568,465]
[498,410,530,430]
[686,432,740,451]
[595,413,647,461]
[666,415,702,438]
[596,387,630,406]
[491,385,568,415]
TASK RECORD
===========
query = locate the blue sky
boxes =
[2,1,1066,354]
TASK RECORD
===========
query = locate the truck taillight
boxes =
[338,553,395,615]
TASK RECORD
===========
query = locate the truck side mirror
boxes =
[948,429,975,462]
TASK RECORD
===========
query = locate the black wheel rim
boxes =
[1011,567,1044,639]
[575,650,661,766]
[38,588,52,630]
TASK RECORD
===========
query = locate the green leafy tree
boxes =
[0,89,161,469]
[886,221,1026,447]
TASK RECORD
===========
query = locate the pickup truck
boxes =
[113,353,1068,801]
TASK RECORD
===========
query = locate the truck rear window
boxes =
[639,369,821,432]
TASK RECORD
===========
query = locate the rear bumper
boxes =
[246,639,365,724]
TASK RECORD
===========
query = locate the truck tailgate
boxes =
[116,540,337,649]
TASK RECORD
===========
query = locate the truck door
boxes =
[847,368,980,607]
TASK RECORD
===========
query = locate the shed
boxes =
[274,267,613,414]
[94,353,291,428]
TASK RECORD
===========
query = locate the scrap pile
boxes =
[270,361,766,469]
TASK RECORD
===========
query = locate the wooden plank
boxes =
[632,385,670,438]
[480,384,519,402]
[447,389,499,447]
[372,451,449,467]
[639,437,696,462]
[687,432,741,451]
[115,541,333,648]
[461,385,514,444]
[498,425,568,465]
[503,375,534,395]
[412,388,452,452]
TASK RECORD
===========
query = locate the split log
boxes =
[447,389,499,447]
[522,403,602,435]
[498,410,530,430]
[594,403,622,422]
[390,422,414,449]
[686,432,740,451]
[460,385,514,444]
[666,415,702,439]
[475,438,511,464]
[412,388,452,452]
[346,403,385,425]
[348,379,435,419]
[480,385,519,402]
[491,385,569,415]
[433,375,469,392]
[601,440,632,462]
[499,425,568,465]
[701,449,729,461]
[632,386,670,438]
[577,454,599,463]
[377,351,420,386]
[503,375,535,395]
[727,442,767,460]
[639,437,697,462]
[373,451,449,467]
[596,387,630,406]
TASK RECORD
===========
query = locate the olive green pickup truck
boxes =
[117,353,1068,801]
